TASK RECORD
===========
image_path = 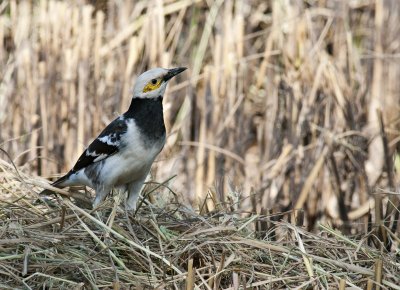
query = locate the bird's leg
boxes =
[126,179,145,211]
[93,186,111,209]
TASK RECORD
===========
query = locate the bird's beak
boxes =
[164,67,187,82]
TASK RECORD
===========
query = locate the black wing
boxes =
[71,116,128,173]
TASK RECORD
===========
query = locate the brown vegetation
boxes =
[0,159,399,289]
[0,0,400,289]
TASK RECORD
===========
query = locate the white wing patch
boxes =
[98,134,121,146]
[86,150,99,157]
[93,153,109,162]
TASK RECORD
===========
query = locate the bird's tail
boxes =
[39,173,70,195]
[39,172,93,208]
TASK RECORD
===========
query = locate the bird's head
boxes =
[133,67,187,99]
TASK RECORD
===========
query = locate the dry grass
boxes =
[1,0,400,224]
[1,0,400,288]
[0,159,399,289]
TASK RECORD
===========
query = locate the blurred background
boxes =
[1,0,400,233]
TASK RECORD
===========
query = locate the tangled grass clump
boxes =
[0,159,399,289]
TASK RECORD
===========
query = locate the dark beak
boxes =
[164,67,187,82]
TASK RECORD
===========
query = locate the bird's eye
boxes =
[143,78,161,93]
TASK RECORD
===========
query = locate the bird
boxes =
[41,67,187,211]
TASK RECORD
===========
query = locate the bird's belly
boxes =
[101,139,164,186]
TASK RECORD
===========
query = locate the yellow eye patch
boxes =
[143,78,162,93]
